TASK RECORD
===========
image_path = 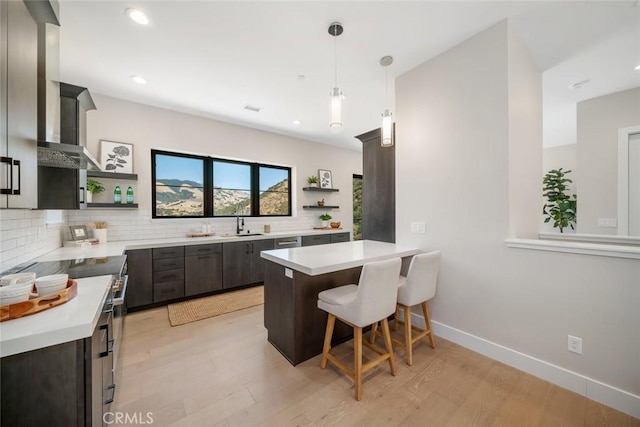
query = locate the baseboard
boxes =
[402,311,640,419]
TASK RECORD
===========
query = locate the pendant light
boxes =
[380,55,394,147]
[328,22,344,129]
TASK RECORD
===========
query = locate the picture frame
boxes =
[100,140,134,174]
[69,225,89,241]
[318,169,333,189]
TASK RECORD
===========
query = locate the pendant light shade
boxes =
[380,55,394,147]
[329,22,344,129]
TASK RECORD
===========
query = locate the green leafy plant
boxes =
[543,168,577,233]
[319,213,332,221]
[87,179,105,194]
[307,175,319,184]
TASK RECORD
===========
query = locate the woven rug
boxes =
[167,286,264,326]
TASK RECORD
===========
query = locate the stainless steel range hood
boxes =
[37,141,100,169]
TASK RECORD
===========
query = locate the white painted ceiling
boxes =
[58,1,640,152]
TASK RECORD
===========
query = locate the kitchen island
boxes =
[261,240,419,365]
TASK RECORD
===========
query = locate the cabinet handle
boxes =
[104,384,116,405]
[197,255,211,260]
[100,324,111,357]
[197,248,209,251]
[79,186,85,203]
[12,159,20,195]
[1,157,13,195]
[246,243,250,254]
[251,243,254,254]
[277,241,298,246]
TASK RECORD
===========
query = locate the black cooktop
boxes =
[7,255,127,279]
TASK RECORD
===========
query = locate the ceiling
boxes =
[58,1,640,152]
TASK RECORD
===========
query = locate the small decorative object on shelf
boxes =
[307,175,319,187]
[86,179,105,203]
[92,221,108,243]
[319,212,332,228]
[317,198,325,207]
[318,169,332,189]
[330,221,341,229]
[126,186,134,204]
[114,185,122,204]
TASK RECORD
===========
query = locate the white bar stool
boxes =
[371,250,441,366]
[317,257,402,400]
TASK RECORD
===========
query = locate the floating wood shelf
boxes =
[87,203,139,208]
[302,205,339,209]
[302,187,339,192]
[87,171,138,180]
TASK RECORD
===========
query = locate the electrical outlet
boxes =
[568,335,582,354]
[410,222,426,234]
[597,218,617,228]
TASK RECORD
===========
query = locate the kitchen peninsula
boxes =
[261,240,419,365]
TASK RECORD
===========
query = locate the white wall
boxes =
[0,210,66,271]
[577,87,640,235]
[68,95,361,240]
[396,19,640,414]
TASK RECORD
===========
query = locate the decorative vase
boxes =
[321,220,328,228]
[93,228,108,243]
[86,192,93,203]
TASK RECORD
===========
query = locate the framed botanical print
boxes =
[100,140,134,173]
[318,169,332,189]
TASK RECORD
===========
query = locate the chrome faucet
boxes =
[236,204,245,234]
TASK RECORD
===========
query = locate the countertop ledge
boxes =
[0,276,112,358]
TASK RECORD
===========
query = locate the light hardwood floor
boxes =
[114,305,639,427]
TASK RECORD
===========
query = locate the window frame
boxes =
[151,149,292,219]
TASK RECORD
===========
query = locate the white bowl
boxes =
[1,272,36,287]
[0,281,37,305]
[35,274,68,296]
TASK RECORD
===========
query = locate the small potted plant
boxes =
[307,175,319,187]
[86,179,105,203]
[319,212,332,228]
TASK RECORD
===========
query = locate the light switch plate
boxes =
[410,222,426,234]
[284,268,293,278]
[597,218,617,228]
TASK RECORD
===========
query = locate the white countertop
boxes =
[0,275,112,358]
[1,228,348,357]
[35,228,349,262]
[261,240,420,276]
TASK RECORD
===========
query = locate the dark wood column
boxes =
[355,127,395,243]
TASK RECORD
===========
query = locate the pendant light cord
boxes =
[334,24,338,87]
[385,66,389,109]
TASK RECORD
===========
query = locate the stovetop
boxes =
[5,255,127,279]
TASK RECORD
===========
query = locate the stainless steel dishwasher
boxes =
[274,236,301,248]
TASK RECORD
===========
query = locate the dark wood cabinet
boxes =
[356,127,395,243]
[1,311,113,427]
[152,246,184,303]
[302,234,331,246]
[0,0,38,209]
[125,249,153,309]
[185,243,222,296]
[330,232,350,243]
[223,239,274,289]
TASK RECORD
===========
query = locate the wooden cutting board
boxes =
[0,280,78,322]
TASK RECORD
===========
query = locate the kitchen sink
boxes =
[221,233,264,238]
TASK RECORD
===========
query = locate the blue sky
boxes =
[156,155,287,189]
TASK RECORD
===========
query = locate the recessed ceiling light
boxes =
[126,8,149,25]
[635,64,640,71]
[297,75,306,81]
[130,75,147,85]
[292,120,301,125]
[568,79,590,90]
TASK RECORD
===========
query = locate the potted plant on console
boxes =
[320,213,332,228]
[86,179,105,204]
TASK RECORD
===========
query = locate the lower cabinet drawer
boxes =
[154,268,184,284]
[302,234,331,246]
[330,232,350,243]
[153,281,185,303]
[153,257,184,272]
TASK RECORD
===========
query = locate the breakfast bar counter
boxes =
[261,240,419,365]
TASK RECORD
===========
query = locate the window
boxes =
[152,150,291,218]
[353,174,363,240]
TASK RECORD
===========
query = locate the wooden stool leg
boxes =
[354,327,363,400]
[321,314,336,369]
[394,305,400,331]
[422,301,436,349]
[404,305,413,366]
[381,318,397,376]
[369,321,379,344]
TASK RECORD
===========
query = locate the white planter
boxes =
[86,192,93,203]
[93,228,108,243]
[321,220,328,228]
